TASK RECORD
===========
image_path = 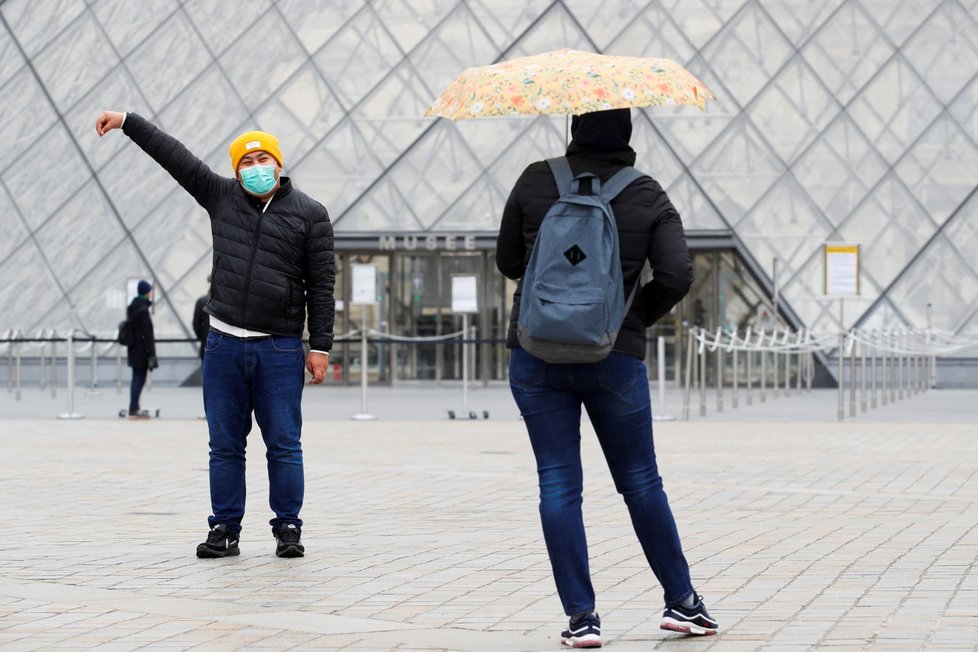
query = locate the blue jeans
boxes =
[129,368,147,412]
[202,331,305,536]
[509,347,694,614]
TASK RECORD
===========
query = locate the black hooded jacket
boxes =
[122,113,335,351]
[126,296,156,370]
[496,109,693,359]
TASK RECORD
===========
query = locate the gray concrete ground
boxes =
[1,385,977,650]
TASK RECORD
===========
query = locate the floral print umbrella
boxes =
[425,48,715,120]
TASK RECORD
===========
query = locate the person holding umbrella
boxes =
[496,108,718,643]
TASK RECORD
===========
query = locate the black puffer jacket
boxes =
[496,109,693,359]
[126,296,156,370]
[122,114,335,351]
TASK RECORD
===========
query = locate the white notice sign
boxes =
[451,275,478,313]
[351,264,377,305]
[824,244,860,296]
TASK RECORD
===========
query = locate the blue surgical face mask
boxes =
[239,164,278,196]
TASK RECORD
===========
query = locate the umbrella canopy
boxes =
[425,48,715,121]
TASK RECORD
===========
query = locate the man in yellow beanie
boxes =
[96,110,335,560]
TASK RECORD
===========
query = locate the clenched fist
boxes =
[95,111,125,136]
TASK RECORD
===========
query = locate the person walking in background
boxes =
[192,276,210,361]
[95,110,335,560]
[126,279,157,420]
[496,109,718,644]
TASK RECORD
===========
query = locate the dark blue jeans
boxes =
[202,331,305,536]
[129,367,147,412]
[509,347,694,615]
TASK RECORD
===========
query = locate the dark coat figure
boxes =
[126,294,156,370]
[192,292,209,360]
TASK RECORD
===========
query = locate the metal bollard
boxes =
[51,339,57,398]
[716,337,723,414]
[15,340,22,401]
[871,336,877,409]
[699,334,706,417]
[732,338,739,409]
[772,330,780,400]
[746,344,753,406]
[682,329,694,421]
[860,335,867,413]
[849,335,856,418]
[837,331,845,422]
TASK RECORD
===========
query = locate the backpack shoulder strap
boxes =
[545,157,575,197]
[600,166,645,202]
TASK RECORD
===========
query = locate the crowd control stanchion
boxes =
[682,329,694,421]
[698,331,707,416]
[352,305,376,421]
[58,320,83,420]
[714,328,723,413]
[116,343,123,394]
[14,333,22,401]
[51,338,57,398]
[730,332,739,409]
[837,331,845,422]
[848,333,856,418]
[759,330,767,403]
[653,335,675,421]
[86,337,101,396]
[745,327,753,406]
[461,314,470,416]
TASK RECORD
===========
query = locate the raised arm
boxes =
[96,110,233,209]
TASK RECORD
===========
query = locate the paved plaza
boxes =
[1,385,977,650]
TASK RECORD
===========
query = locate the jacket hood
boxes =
[569,108,633,152]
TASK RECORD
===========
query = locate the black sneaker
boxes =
[561,611,601,648]
[196,524,239,558]
[660,593,718,636]
[275,523,304,558]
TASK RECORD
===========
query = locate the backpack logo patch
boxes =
[564,245,587,266]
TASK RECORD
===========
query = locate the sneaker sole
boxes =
[660,618,717,636]
[276,545,304,558]
[561,634,602,648]
[196,546,240,559]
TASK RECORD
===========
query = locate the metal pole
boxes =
[715,336,723,414]
[51,339,57,398]
[15,340,21,401]
[860,334,867,413]
[837,331,845,421]
[654,335,676,421]
[86,338,101,396]
[898,330,905,401]
[682,329,694,421]
[849,335,856,418]
[462,313,469,415]
[731,337,739,409]
[58,319,83,420]
[116,343,123,394]
[772,330,779,400]
[39,337,46,391]
[698,333,706,417]
[760,331,767,403]
[352,304,377,420]
[746,338,753,406]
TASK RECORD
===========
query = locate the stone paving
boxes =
[0,388,977,650]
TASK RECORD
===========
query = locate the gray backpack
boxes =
[517,157,643,363]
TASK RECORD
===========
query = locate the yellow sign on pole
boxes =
[824,244,860,296]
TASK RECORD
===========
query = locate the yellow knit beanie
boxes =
[228,130,283,172]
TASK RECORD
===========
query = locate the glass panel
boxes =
[658,0,743,49]
[218,9,306,112]
[701,3,794,108]
[848,58,942,164]
[127,11,211,111]
[604,2,697,64]
[352,62,435,167]
[0,67,57,172]
[859,0,942,47]
[388,122,481,229]
[901,2,978,105]
[183,0,271,57]
[0,241,61,331]
[90,0,177,57]
[663,173,728,231]
[253,63,346,164]
[408,3,499,105]
[276,0,364,53]
[885,235,978,331]
[391,253,439,380]
[736,176,833,280]
[792,114,889,226]
[690,117,785,225]
[838,174,937,289]
[632,114,685,190]
[747,58,839,165]
[506,3,590,56]
[0,0,85,58]
[802,3,894,105]
[340,253,389,383]
[563,0,645,51]
[430,175,507,232]
[895,113,978,228]
[4,124,89,232]
[131,191,211,285]
[467,0,550,49]
[337,177,423,232]
[949,74,978,142]
[486,116,565,196]
[291,118,385,219]
[0,183,29,265]
[99,143,181,231]
[63,67,148,172]
[858,298,909,332]
[0,22,26,87]
[33,181,125,291]
[453,116,529,170]
[373,0,454,53]
[314,8,403,109]
[157,64,250,164]
[944,190,978,277]
[756,0,846,43]
[34,13,119,109]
